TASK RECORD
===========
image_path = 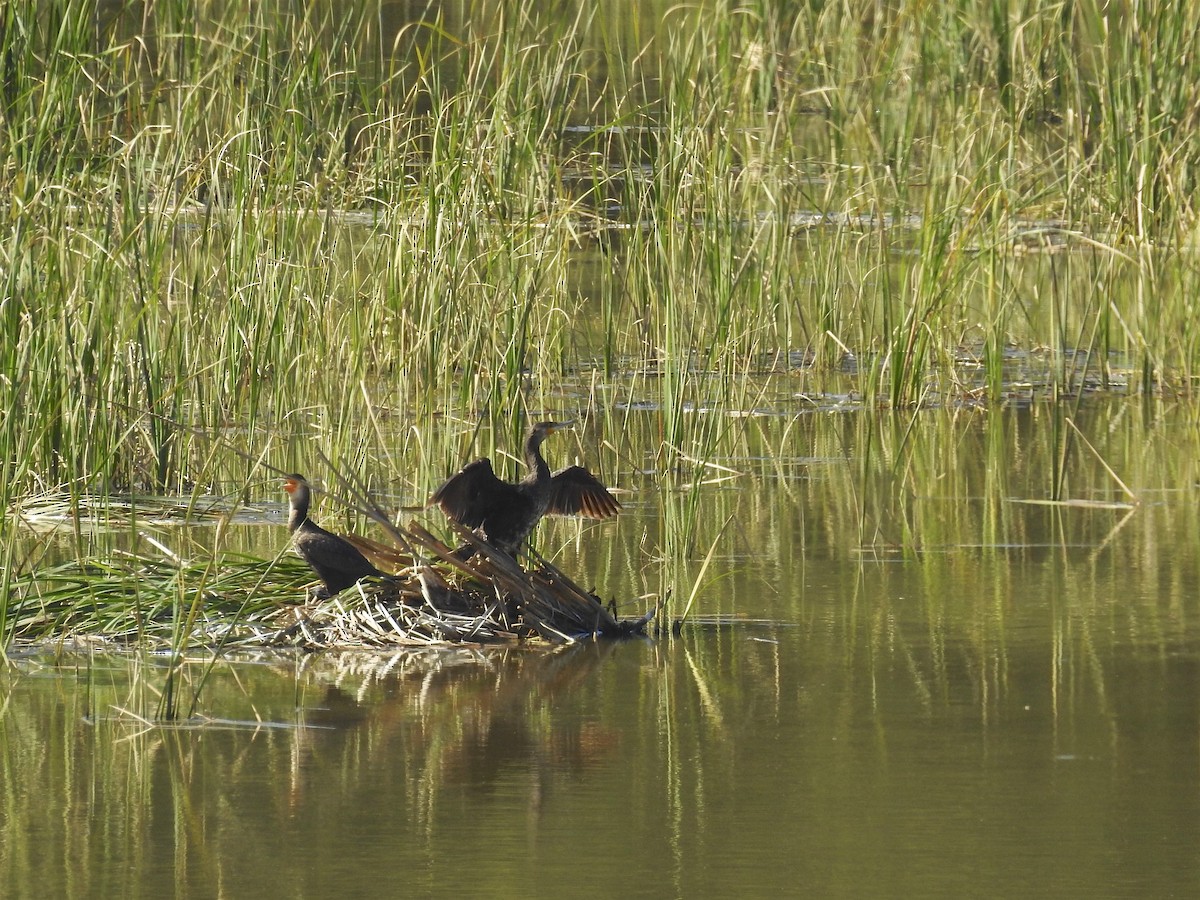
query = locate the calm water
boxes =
[4,403,1200,898]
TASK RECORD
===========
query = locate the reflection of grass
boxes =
[0,642,619,882]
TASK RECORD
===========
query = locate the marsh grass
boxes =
[4,0,1200,629]
[5,544,304,643]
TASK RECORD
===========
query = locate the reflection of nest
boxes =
[272,523,655,650]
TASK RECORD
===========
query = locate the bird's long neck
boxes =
[523,432,552,487]
[288,491,310,532]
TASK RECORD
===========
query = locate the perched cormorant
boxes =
[431,421,621,556]
[282,473,386,598]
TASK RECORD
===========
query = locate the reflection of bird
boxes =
[431,421,621,557]
[282,474,386,598]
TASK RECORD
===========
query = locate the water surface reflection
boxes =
[2,607,1196,898]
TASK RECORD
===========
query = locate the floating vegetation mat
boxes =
[270,524,654,650]
[6,522,655,652]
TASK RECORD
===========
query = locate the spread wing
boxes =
[430,458,511,528]
[546,466,622,519]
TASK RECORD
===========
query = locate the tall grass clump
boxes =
[6,0,1200,493]
[1,1,384,496]
[7,0,1200,631]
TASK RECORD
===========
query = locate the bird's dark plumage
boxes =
[282,473,385,598]
[431,421,621,556]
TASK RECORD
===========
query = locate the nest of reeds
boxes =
[268,522,655,650]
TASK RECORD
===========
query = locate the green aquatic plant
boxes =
[4,0,1200,634]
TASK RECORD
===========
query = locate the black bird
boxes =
[431,421,621,557]
[282,473,386,598]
